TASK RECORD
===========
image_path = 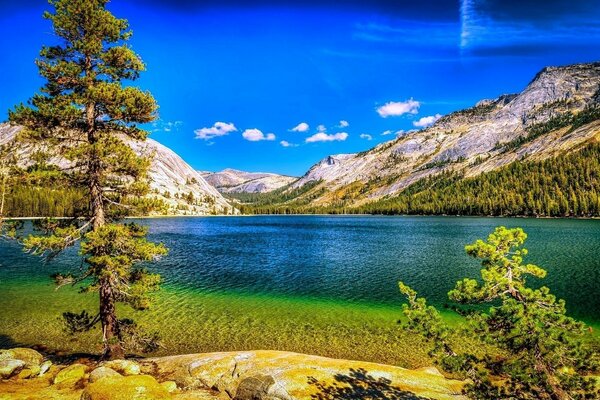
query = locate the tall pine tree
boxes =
[8,0,167,359]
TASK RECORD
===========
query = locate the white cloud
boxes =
[280,140,298,148]
[305,132,348,143]
[316,124,327,132]
[376,99,420,118]
[338,120,349,128]
[413,114,442,128]
[290,122,309,132]
[195,122,237,140]
[381,130,393,136]
[359,133,373,140]
[242,128,276,142]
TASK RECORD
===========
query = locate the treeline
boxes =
[3,185,86,217]
[240,142,600,217]
[3,185,175,218]
[361,142,600,216]
[6,143,600,218]
[227,180,324,214]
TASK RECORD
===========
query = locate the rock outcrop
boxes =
[128,138,234,215]
[53,363,87,388]
[142,350,465,399]
[0,349,466,400]
[102,359,141,376]
[202,169,297,193]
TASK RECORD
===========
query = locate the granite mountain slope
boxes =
[0,124,234,215]
[286,62,600,207]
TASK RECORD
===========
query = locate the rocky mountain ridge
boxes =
[202,168,297,193]
[286,62,600,207]
[0,124,235,216]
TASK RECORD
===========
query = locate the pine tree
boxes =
[0,144,13,222]
[7,0,166,359]
[399,227,599,399]
[0,143,23,236]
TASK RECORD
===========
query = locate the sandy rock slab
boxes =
[142,350,466,400]
[0,350,466,399]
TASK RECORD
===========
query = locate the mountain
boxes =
[272,62,600,210]
[0,124,235,216]
[201,168,297,193]
[4,62,600,216]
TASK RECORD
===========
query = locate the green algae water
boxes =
[0,216,599,366]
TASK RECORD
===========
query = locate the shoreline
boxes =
[4,214,600,220]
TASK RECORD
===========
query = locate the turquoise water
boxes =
[0,216,598,364]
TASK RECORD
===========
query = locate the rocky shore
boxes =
[0,347,465,399]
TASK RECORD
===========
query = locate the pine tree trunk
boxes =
[87,99,105,231]
[99,277,125,360]
[89,161,105,230]
[86,98,123,359]
[91,147,122,359]
[0,167,6,221]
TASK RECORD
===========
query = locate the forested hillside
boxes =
[362,143,600,216]
[237,142,600,217]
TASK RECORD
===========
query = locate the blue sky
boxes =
[1,0,599,176]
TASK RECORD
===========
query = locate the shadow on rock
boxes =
[308,368,431,400]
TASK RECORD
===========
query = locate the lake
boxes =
[1,216,599,366]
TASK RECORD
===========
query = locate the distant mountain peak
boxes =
[202,168,297,193]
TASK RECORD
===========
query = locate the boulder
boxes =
[81,374,170,400]
[89,366,121,383]
[160,380,178,393]
[53,363,87,388]
[16,364,41,379]
[16,368,33,380]
[0,348,44,366]
[0,359,26,379]
[39,360,52,376]
[103,359,141,376]
[234,375,275,400]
